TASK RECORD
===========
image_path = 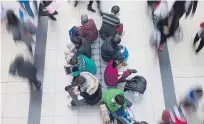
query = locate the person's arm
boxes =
[79,27,86,37]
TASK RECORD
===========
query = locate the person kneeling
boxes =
[65,72,102,106]
[103,89,133,124]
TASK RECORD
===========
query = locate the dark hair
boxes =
[111,36,121,45]
[72,36,82,46]
[115,94,125,105]
[194,87,203,97]
[112,59,123,68]
[75,76,86,86]
[6,10,19,26]
[111,5,120,14]
[15,56,24,67]
[69,57,78,65]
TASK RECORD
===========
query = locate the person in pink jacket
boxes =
[104,60,137,86]
[79,14,98,43]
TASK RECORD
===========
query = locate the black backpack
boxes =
[124,76,147,94]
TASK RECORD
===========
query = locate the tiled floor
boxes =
[1,1,204,124]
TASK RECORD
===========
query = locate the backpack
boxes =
[69,26,79,41]
[124,76,147,94]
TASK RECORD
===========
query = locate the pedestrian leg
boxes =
[159,33,167,51]
[23,2,34,18]
[193,33,200,46]
[33,0,38,14]
[31,76,41,90]
[196,40,204,53]
[96,1,102,15]
[87,1,96,12]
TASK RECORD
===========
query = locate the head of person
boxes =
[81,14,88,25]
[69,56,79,66]
[72,36,82,47]
[111,35,121,46]
[113,94,125,107]
[112,59,123,68]
[111,5,120,15]
[75,75,86,87]
[193,87,203,100]
[14,56,24,68]
[6,10,19,26]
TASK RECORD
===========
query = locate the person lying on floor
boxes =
[103,89,134,124]
[104,59,137,86]
[69,55,97,83]
[65,72,102,106]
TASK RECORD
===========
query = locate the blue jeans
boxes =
[19,1,38,17]
[110,99,132,124]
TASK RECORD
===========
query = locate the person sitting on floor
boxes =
[65,72,102,106]
[101,36,125,62]
[99,5,123,39]
[103,89,133,124]
[104,59,137,86]
[69,55,97,83]
[79,14,98,42]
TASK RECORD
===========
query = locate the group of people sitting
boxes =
[63,5,140,124]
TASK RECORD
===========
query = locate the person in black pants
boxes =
[39,1,58,21]
[193,30,204,54]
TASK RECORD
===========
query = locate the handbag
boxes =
[69,26,79,41]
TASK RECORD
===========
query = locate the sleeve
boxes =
[79,27,86,37]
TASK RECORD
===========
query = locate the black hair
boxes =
[75,76,86,86]
[112,59,123,68]
[111,5,120,14]
[194,87,203,97]
[6,9,19,27]
[69,57,78,65]
[15,56,24,67]
[72,36,82,46]
[111,35,121,45]
[115,94,125,106]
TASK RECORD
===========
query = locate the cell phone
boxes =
[64,66,71,75]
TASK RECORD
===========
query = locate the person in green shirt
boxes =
[103,89,132,124]
[69,55,97,84]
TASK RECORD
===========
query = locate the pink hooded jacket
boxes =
[79,19,98,42]
[104,60,118,86]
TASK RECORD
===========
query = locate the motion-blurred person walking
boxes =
[9,56,41,90]
[6,10,35,55]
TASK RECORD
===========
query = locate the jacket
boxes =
[9,60,37,80]
[104,60,119,86]
[79,19,98,42]
[79,72,102,106]
[72,55,97,77]
[7,22,34,45]
[103,89,127,112]
[76,37,92,58]
[101,37,124,62]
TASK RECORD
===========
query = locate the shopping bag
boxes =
[69,26,79,41]
[120,46,129,61]
[173,27,184,42]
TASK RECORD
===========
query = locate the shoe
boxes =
[74,1,78,7]
[87,5,96,12]
[49,16,57,21]
[127,69,137,73]
[159,44,164,51]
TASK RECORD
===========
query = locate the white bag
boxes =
[173,26,184,42]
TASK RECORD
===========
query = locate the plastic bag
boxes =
[173,27,183,42]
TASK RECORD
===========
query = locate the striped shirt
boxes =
[102,13,120,27]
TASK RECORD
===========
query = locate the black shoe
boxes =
[87,5,96,12]
[127,69,137,73]
[74,1,78,7]
[49,15,57,21]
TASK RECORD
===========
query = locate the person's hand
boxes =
[163,26,169,35]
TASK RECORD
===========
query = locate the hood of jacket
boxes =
[79,72,99,95]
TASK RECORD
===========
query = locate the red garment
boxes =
[162,109,187,124]
[200,22,204,28]
[116,24,123,34]
[79,19,98,42]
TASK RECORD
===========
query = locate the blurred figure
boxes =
[69,55,97,83]
[79,14,98,42]
[65,72,102,106]
[6,10,34,55]
[19,0,38,18]
[99,5,123,39]
[9,56,41,90]
[104,59,137,86]
[193,22,204,54]
[101,36,125,62]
